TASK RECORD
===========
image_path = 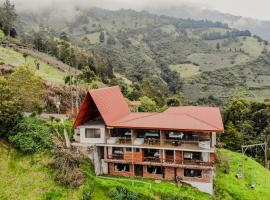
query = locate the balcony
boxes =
[107,137,132,145]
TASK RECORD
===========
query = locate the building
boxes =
[73,86,224,194]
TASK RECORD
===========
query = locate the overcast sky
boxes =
[9,0,270,21]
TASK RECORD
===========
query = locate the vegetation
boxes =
[215,149,270,200]
[8,117,52,153]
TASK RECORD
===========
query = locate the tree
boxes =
[0,77,22,136]
[221,121,243,150]
[166,97,180,107]
[7,66,44,111]
[139,96,157,112]
[0,0,17,37]
[99,31,105,43]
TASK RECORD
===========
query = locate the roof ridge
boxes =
[182,113,221,130]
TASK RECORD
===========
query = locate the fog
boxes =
[6,0,270,21]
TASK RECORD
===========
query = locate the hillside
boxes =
[16,7,270,104]
[150,5,270,42]
[1,140,270,200]
[0,140,210,200]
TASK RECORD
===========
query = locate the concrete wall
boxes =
[79,124,105,144]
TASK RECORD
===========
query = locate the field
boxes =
[0,47,67,84]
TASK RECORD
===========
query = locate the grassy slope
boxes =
[0,141,81,200]
[215,149,270,200]
[0,46,67,84]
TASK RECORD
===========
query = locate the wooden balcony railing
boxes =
[108,154,124,160]
[183,160,213,166]
[117,137,132,145]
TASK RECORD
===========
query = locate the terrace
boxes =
[106,129,213,150]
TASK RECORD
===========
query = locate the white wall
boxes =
[79,124,105,144]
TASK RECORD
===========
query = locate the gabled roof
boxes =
[73,86,224,132]
[73,86,130,127]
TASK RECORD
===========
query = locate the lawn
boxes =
[0,47,67,84]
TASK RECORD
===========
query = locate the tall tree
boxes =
[0,0,17,37]
[7,66,44,111]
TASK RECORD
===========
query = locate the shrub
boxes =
[81,187,93,200]
[109,186,153,200]
[8,117,52,153]
[52,140,84,188]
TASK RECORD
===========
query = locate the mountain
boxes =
[15,7,270,105]
[149,5,270,42]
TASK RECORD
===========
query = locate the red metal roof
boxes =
[73,86,224,132]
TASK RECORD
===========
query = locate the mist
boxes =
[4,0,270,21]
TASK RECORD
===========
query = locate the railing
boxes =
[183,160,213,166]
[143,138,160,146]
[108,154,124,160]
[117,137,132,145]
[106,155,213,167]
[143,156,161,163]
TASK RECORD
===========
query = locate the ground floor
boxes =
[106,162,214,194]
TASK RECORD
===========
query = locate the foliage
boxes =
[221,99,270,161]
[0,0,17,37]
[166,97,180,107]
[108,186,153,200]
[0,77,22,136]
[78,66,97,83]
[52,140,84,188]
[50,119,74,140]
[81,187,93,200]
[7,66,44,112]
[138,96,157,112]
[8,117,52,153]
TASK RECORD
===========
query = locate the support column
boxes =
[160,130,165,146]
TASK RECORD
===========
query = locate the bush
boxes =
[109,186,153,200]
[8,117,52,153]
[52,140,84,188]
[81,187,93,200]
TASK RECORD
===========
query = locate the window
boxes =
[126,147,132,152]
[85,128,101,138]
[134,148,140,152]
[184,169,202,178]
[147,166,163,174]
[114,164,130,172]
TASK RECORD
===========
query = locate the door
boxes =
[135,165,143,177]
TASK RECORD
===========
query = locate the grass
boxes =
[169,63,200,78]
[0,47,67,84]
[0,140,81,200]
[215,149,270,200]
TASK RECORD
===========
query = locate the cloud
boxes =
[7,0,270,21]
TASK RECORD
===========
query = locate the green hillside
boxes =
[0,46,67,84]
[17,7,270,104]
[215,149,270,200]
[1,139,270,200]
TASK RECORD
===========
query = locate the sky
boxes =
[9,0,270,21]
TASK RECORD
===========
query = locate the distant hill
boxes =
[15,7,270,104]
[149,5,270,42]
